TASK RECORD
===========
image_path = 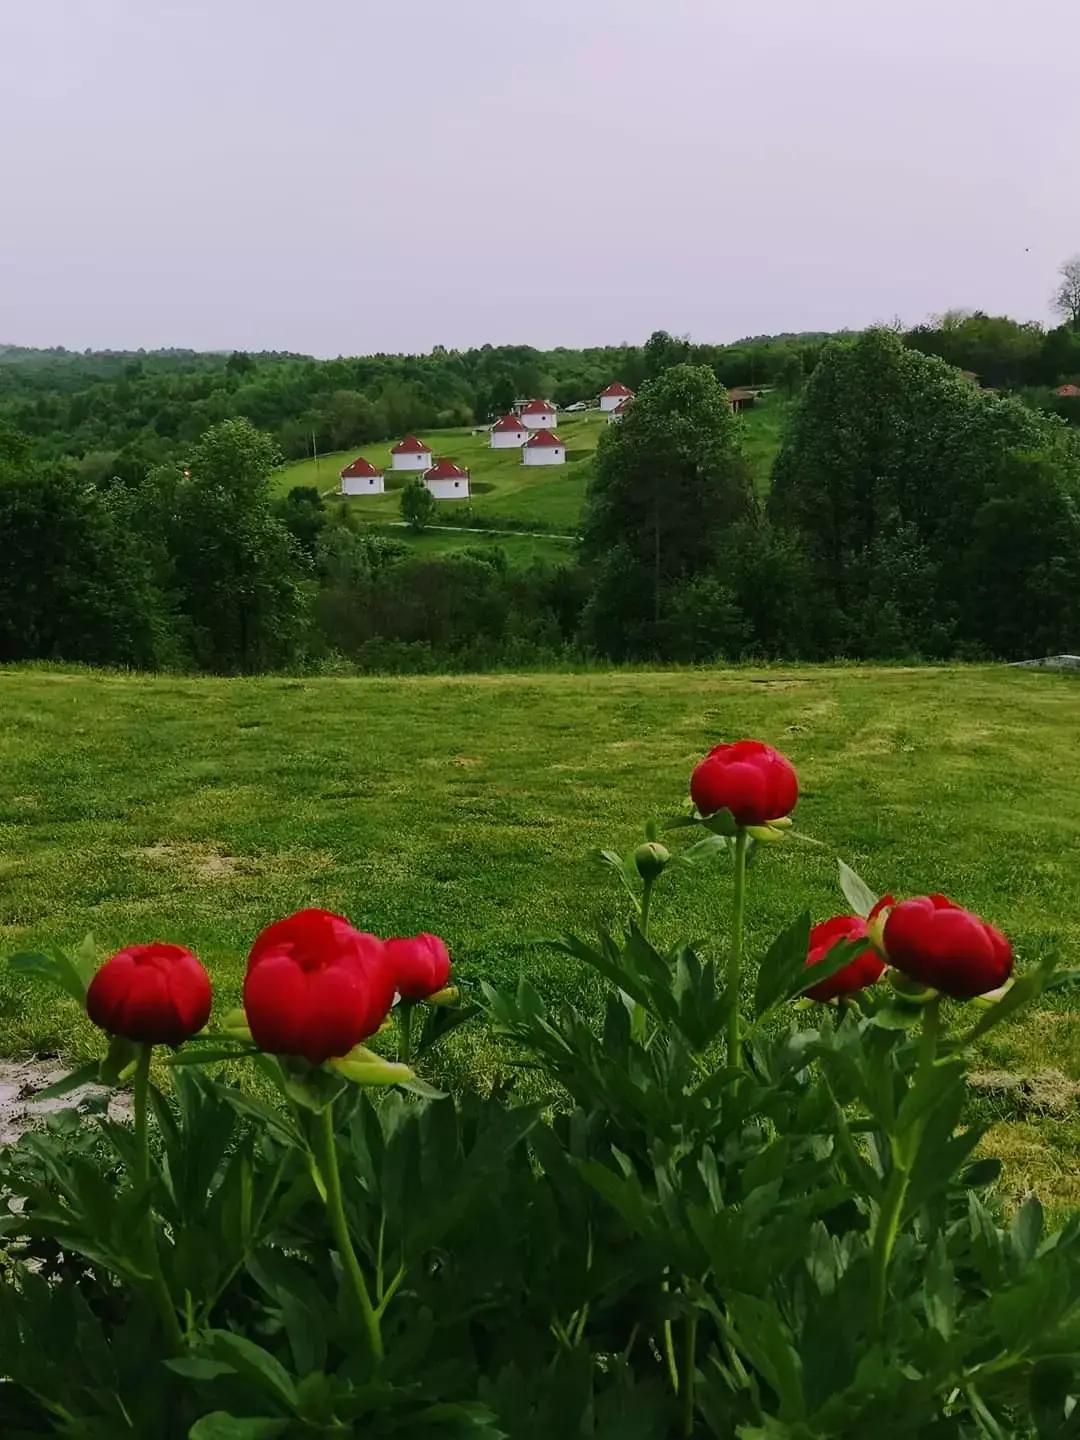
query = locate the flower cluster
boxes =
[86,910,453,1062]
[690,739,1015,1001]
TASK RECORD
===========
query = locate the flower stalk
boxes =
[311,1100,383,1367]
[132,1044,184,1353]
[727,828,749,1067]
[869,995,942,1338]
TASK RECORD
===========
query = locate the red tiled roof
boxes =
[340,456,381,478]
[525,429,563,448]
[612,397,632,413]
[601,381,634,398]
[1055,383,1080,397]
[426,458,469,480]
[391,434,431,454]
[520,398,555,414]
[491,413,527,432]
[727,388,756,401]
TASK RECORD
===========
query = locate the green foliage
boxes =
[399,477,436,533]
[581,365,756,658]
[770,329,1080,658]
[157,420,310,673]
[2,794,1079,1436]
[0,451,179,668]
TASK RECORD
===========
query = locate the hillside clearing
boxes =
[273,395,787,527]
[1,663,1077,1204]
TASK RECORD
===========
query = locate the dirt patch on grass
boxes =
[0,1057,131,1146]
[133,844,251,882]
[969,1068,1080,1117]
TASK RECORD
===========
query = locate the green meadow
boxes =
[1,663,1078,1207]
[273,395,787,534]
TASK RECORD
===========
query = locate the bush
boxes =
[2,745,1079,1437]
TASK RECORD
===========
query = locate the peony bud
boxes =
[87,942,211,1048]
[634,841,671,881]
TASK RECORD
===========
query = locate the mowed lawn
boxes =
[272,395,787,529]
[2,664,1078,1204]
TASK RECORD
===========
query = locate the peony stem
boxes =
[661,1275,679,1395]
[680,1309,699,1438]
[313,1101,383,1366]
[869,996,942,1338]
[639,877,654,942]
[398,1002,415,1067]
[132,1045,184,1352]
[727,829,749,1068]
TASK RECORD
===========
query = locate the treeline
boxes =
[580,339,1080,663]
[3,330,1079,675]
[0,332,829,481]
[3,316,1077,491]
[0,418,585,673]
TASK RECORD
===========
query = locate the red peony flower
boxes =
[243,908,395,1064]
[803,913,887,1002]
[384,933,452,1001]
[87,942,212,1047]
[882,894,1013,999]
[690,740,799,827]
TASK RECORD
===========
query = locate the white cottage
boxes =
[390,434,433,471]
[522,429,565,467]
[425,458,471,499]
[599,381,634,412]
[339,455,385,494]
[607,396,632,424]
[489,413,529,449]
[519,397,557,430]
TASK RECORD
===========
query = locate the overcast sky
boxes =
[2,0,1077,356]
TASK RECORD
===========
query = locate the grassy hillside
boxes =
[274,395,789,530]
[1,664,1078,1206]
[274,410,607,528]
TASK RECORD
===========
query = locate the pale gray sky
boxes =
[2,0,1077,356]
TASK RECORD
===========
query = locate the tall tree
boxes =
[400,477,436,533]
[581,364,754,657]
[1051,255,1080,330]
[643,330,692,380]
[770,329,1079,654]
[0,447,174,667]
[166,419,309,672]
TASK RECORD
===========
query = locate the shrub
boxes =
[2,748,1079,1437]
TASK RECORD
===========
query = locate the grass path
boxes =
[2,663,1076,1204]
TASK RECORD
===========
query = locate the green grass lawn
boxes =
[1,664,1078,1206]
[740,393,793,492]
[274,395,788,530]
[356,526,578,567]
[274,410,608,529]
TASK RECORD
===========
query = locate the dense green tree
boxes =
[275,485,328,560]
[777,352,805,397]
[400,477,436,533]
[0,450,175,667]
[225,350,256,376]
[903,310,1044,387]
[961,450,1080,657]
[581,364,754,657]
[165,420,309,672]
[643,329,692,379]
[1041,324,1080,384]
[770,329,1080,655]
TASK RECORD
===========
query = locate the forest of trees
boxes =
[2,312,1079,675]
[4,314,1075,490]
